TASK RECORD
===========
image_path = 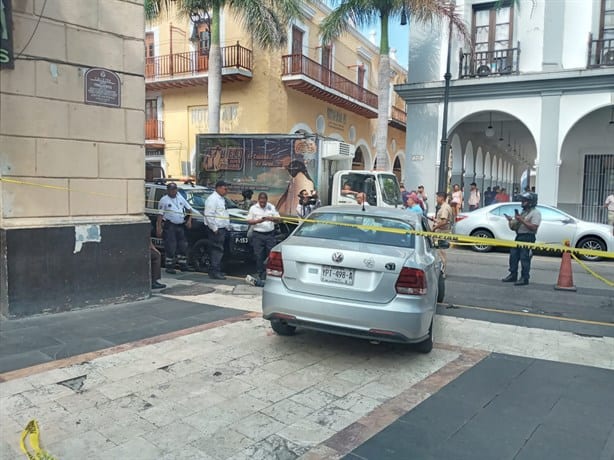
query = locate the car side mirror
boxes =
[434,239,450,249]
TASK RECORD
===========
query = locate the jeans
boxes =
[508,233,536,280]
[251,230,276,280]
[207,228,226,274]
[163,222,188,262]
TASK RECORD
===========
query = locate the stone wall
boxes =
[0,0,149,317]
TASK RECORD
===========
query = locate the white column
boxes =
[535,92,561,206]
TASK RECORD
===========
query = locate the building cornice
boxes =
[394,69,614,104]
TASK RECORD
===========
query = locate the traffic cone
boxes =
[554,242,576,291]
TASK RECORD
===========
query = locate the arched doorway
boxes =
[353,147,365,170]
[393,157,402,183]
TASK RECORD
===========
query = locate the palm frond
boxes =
[320,0,380,45]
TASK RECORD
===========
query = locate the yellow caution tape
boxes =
[570,253,614,287]
[19,420,57,460]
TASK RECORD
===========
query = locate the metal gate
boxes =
[582,154,614,223]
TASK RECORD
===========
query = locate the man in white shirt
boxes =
[204,180,231,280]
[605,192,614,235]
[468,182,481,211]
[156,182,194,274]
[247,192,280,283]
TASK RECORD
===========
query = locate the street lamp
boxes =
[437,1,456,194]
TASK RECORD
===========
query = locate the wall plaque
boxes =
[0,0,14,69]
[84,68,121,107]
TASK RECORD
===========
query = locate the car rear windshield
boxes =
[294,212,415,248]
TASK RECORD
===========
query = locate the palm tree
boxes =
[320,0,467,171]
[144,0,304,133]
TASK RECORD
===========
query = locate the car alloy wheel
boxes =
[470,229,494,252]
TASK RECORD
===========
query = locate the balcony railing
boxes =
[587,34,614,68]
[391,106,407,124]
[459,43,520,79]
[145,119,164,141]
[145,43,252,79]
[282,54,378,109]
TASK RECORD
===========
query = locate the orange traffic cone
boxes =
[554,243,576,291]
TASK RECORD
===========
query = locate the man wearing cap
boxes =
[156,182,194,274]
[204,180,231,280]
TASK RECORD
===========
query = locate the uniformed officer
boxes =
[156,182,194,274]
[247,192,280,283]
[502,192,541,286]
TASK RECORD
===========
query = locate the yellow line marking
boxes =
[446,303,614,328]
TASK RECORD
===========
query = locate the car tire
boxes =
[470,229,494,252]
[576,236,606,262]
[189,239,211,272]
[414,319,433,354]
[270,319,296,336]
[437,272,446,303]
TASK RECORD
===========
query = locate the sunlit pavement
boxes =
[1,250,613,459]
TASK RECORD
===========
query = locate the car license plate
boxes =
[321,266,354,285]
[151,237,164,247]
[235,237,249,244]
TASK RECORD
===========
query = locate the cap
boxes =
[166,182,178,190]
[215,180,231,188]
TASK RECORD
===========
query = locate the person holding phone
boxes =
[502,192,541,286]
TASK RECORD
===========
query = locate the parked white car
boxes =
[454,203,614,261]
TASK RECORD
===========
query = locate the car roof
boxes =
[312,205,420,223]
[146,181,213,192]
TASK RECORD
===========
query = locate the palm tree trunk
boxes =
[376,14,390,171]
[208,3,222,133]
[376,54,391,171]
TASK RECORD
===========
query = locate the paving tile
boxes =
[233,412,286,442]
[137,400,200,428]
[260,398,316,425]
[55,389,111,413]
[332,392,381,415]
[46,429,116,459]
[277,419,337,449]
[102,436,167,460]
[229,434,309,460]
[190,427,253,459]
[305,405,362,432]
[289,388,338,411]
[141,420,205,453]
[246,381,299,404]
[94,413,158,445]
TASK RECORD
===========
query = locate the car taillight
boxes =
[395,267,427,295]
[266,251,284,277]
[455,214,468,223]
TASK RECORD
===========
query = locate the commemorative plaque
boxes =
[84,68,121,107]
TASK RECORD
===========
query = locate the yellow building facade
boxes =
[145,1,407,182]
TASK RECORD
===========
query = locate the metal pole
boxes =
[437,6,454,193]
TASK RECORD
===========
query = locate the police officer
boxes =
[502,192,541,286]
[247,192,280,283]
[156,182,194,274]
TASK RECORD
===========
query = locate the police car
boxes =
[145,180,252,271]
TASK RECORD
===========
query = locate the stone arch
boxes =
[353,139,373,170]
[289,122,314,134]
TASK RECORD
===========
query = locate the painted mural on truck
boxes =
[197,135,319,215]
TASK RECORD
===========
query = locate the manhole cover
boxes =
[160,285,215,296]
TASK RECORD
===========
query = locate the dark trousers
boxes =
[207,228,226,274]
[163,221,188,263]
[251,230,276,279]
[150,247,161,282]
[509,233,536,280]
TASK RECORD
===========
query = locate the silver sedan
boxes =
[262,206,446,353]
[454,203,614,261]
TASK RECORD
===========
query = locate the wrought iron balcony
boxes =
[587,34,614,67]
[145,43,253,90]
[459,43,520,79]
[145,119,164,142]
[389,105,407,131]
[281,54,378,118]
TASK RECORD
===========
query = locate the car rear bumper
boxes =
[262,278,434,343]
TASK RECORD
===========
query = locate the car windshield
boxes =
[294,212,415,248]
[378,174,403,206]
[179,190,238,213]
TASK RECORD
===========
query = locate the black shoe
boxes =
[514,278,529,286]
[501,274,517,282]
[209,273,226,280]
[165,268,176,275]
[152,281,166,289]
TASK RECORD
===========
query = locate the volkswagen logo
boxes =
[331,252,344,263]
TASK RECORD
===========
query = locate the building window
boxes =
[145,32,155,58]
[357,64,365,87]
[321,45,332,69]
[198,23,210,56]
[600,0,614,40]
[472,2,513,54]
[145,99,158,120]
